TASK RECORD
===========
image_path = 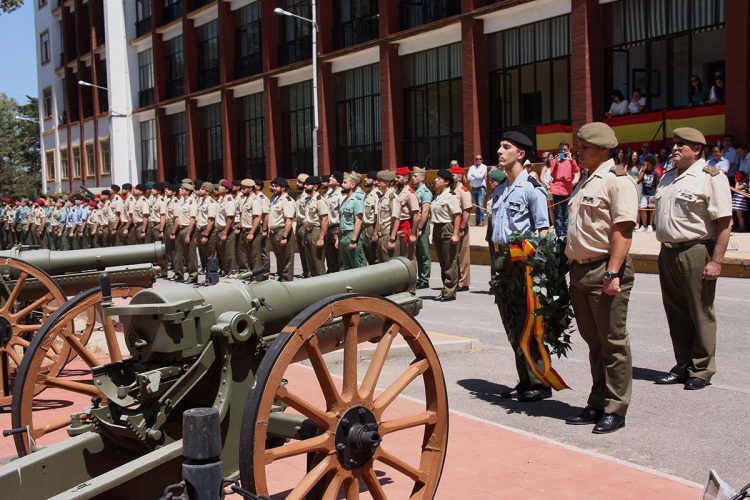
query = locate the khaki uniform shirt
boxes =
[654,159,732,243]
[457,185,472,227]
[234,194,245,227]
[196,196,218,229]
[98,205,109,226]
[215,194,236,228]
[122,194,135,224]
[431,189,461,224]
[565,159,639,261]
[295,192,310,225]
[131,196,150,224]
[165,196,177,224]
[87,209,98,230]
[148,196,165,224]
[257,192,271,219]
[376,188,400,236]
[239,193,263,229]
[324,187,344,226]
[269,193,296,230]
[49,208,61,228]
[363,189,379,226]
[398,187,420,221]
[176,197,197,227]
[304,192,329,227]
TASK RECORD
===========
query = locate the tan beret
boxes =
[672,127,706,146]
[240,178,256,188]
[181,182,195,192]
[200,181,214,192]
[297,173,309,183]
[577,122,618,148]
[349,172,362,183]
[181,178,193,185]
[376,169,396,181]
[412,166,427,174]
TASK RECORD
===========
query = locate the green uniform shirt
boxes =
[339,193,364,232]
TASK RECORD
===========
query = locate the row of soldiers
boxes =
[0,166,476,288]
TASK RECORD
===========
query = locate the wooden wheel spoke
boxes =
[5,345,23,367]
[344,476,359,500]
[264,433,330,464]
[361,467,387,500]
[13,323,41,334]
[321,470,348,500]
[287,455,335,500]
[60,332,101,368]
[379,411,437,436]
[15,293,55,319]
[32,414,72,439]
[41,376,100,397]
[6,271,28,305]
[276,384,335,430]
[341,313,360,401]
[359,322,398,401]
[373,358,429,413]
[304,335,340,409]
[375,448,427,483]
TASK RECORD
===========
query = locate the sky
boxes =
[0,2,38,104]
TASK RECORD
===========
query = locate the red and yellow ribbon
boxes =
[509,240,569,391]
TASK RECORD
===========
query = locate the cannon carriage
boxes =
[3,257,448,499]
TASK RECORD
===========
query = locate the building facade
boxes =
[34,0,749,194]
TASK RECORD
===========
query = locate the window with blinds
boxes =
[335,63,381,173]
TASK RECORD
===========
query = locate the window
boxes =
[235,2,262,79]
[136,0,152,37]
[165,35,185,98]
[45,150,55,181]
[138,49,155,107]
[58,20,64,67]
[197,20,220,90]
[166,112,187,182]
[85,143,96,177]
[335,0,379,50]
[402,43,462,169]
[280,80,313,177]
[237,93,265,179]
[164,0,182,24]
[279,0,312,65]
[198,104,223,181]
[99,139,111,175]
[40,31,50,65]
[335,63,381,172]
[604,0,726,111]
[401,0,460,31]
[42,87,53,119]
[487,15,571,154]
[72,146,81,179]
[60,148,69,180]
[140,119,157,183]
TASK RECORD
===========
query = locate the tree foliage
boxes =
[0,0,24,14]
[0,93,42,199]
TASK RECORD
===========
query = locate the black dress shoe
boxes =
[517,388,552,402]
[565,407,604,425]
[655,373,686,385]
[416,282,430,289]
[592,413,625,434]
[437,295,455,302]
[684,377,709,390]
[500,388,522,399]
[457,285,469,292]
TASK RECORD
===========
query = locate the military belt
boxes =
[569,255,609,265]
[662,240,712,249]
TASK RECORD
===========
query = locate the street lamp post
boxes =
[274,2,319,176]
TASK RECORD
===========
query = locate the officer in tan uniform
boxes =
[653,127,732,390]
[374,170,401,263]
[233,182,249,272]
[294,173,310,278]
[269,177,296,281]
[109,185,125,246]
[171,183,198,283]
[31,199,47,248]
[254,179,272,273]
[302,176,329,277]
[451,163,472,291]
[362,171,380,264]
[215,180,237,275]
[430,169,462,301]
[323,172,344,273]
[147,184,165,244]
[238,179,263,275]
[395,166,420,261]
[564,122,638,434]
[120,183,135,245]
[162,184,178,278]
[195,181,218,272]
[130,184,151,244]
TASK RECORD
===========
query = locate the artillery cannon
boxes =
[0,243,166,406]
[4,257,448,499]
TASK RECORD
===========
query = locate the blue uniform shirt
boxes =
[491,170,550,245]
[339,193,364,232]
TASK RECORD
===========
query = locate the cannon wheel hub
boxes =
[335,406,381,470]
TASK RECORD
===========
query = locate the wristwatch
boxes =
[389,238,396,243]
[603,270,623,281]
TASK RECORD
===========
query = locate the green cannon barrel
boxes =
[0,243,166,275]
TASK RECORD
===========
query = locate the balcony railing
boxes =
[197,66,219,90]
[335,15,379,50]
[136,17,152,37]
[163,1,182,24]
[203,160,223,183]
[191,0,212,9]
[140,169,158,184]
[166,79,185,99]
[280,37,312,66]
[235,53,262,79]
[139,88,154,107]
[401,0,461,30]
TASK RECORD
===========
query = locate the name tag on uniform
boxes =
[581,196,598,206]
[508,202,521,212]
[676,189,696,202]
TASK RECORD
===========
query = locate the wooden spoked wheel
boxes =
[0,257,66,407]
[11,285,143,456]
[239,294,449,500]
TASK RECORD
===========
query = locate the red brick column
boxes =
[318,0,334,55]
[186,98,199,180]
[263,76,282,179]
[318,62,336,175]
[570,0,603,130]
[380,0,400,36]
[218,1,235,85]
[221,88,236,179]
[461,17,488,167]
[726,0,750,141]
[379,43,402,170]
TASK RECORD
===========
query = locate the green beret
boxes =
[489,169,506,182]
[672,127,706,146]
[376,170,396,181]
[144,181,156,189]
[577,122,618,149]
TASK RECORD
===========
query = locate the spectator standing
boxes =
[548,141,580,236]
[467,154,488,225]
[605,89,629,118]
[708,73,725,104]
[614,148,627,170]
[688,75,710,106]
[721,135,739,182]
[636,154,660,232]
[627,150,642,199]
[707,146,730,174]
[737,144,750,175]
[638,142,652,163]
[628,88,647,114]
[733,172,748,232]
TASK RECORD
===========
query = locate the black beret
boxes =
[72,194,84,201]
[154,182,165,191]
[135,184,145,191]
[306,176,321,186]
[122,183,133,190]
[331,171,343,183]
[110,184,120,191]
[101,189,111,196]
[501,130,534,149]
[253,178,264,188]
[436,169,453,182]
[366,170,378,180]
[272,177,288,187]
[232,179,241,187]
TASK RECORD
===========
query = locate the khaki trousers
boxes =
[304,226,326,277]
[570,257,634,417]
[458,226,471,287]
[376,232,399,263]
[270,227,294,281]
[432,223,458,298]
[362,224,377,264]
[235,224,249,272]
[174,226,198,281]
[295,223,309,277]
[658,242,717,382]
[324,225,340,273]
[216,225,237,275]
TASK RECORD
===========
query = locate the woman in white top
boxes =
[605,89,629,118]
[628,88,646,113]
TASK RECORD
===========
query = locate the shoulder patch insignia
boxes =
[527,177,542,188]
[463,185,470,192]
[702,165,721,176]
[610,166,628,176]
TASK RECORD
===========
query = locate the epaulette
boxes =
[610,166,628,176]
[703,165,721,176]
[463,185,470,192]
[527,176,542,188]
[409,187,415,193]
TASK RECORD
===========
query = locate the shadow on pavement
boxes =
[632,366,668,382]
[457,378,579,421]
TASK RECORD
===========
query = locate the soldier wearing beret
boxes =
[395,167,420,266]
[269,177,297,281]
[565,122,638,434]
[171,182,198,283]
[215,180,238,275]
[338,172,368,270]
[294,173,311,278]
[362,171,380,264]
[491,131,553,402]
[430,169,462,301]
[195,181,219,274]
[451,162,472,291]
[130,184,151,245]
[323,172,344,273]
[374,170,401,263]
[302,176,329,276]
[120,183,135,246]
[254,179,272,274]
[653,127,732,390]
[411,166,433,289]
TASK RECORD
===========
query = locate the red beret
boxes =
[88,201,98,208]
[36,198,46,205]
[395,166,411,176]
[220,180,233,190]
[2,197,11,203]
[450,165,464,174]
